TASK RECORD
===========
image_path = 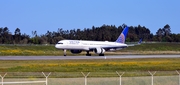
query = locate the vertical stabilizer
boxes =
[138,38,142,44]
[115,27,129,43]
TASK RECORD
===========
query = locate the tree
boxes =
[163,24,171,36]
[20,33,30,44]
[2,27,12,44]
[14,28,21,44]
[39,35,48,44]
[0,28,3,43]
[156,28,164,42]
[0,24,179,44]
[31,31,39,44]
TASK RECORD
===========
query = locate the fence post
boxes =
[176,70,180,85]
[81,72,90,85]
[148,71,156,85]
[0,73,7,85]
[116,71,124,85]
[42,72,51,85]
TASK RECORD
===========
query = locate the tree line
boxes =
[0,24,180,44]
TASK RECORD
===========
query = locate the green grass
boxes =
[1,58,180,77]
[1,58,180,73]
[0,45,61,56]
[124,43,180,51]
[0,43,180,56]
[0,43,180,77]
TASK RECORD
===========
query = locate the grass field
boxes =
[0,43,180,56]
[0,58,180,77]
[0,43,180,77]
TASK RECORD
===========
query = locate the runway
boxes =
[0,55,180,60]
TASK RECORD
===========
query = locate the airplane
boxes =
[55,26,130,56]
[127,38,143,46]
[138,38,143,44]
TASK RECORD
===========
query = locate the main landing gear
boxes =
[63,50,105,56]
[86,51,104,56]
[99,54,104,56]
[63,49,66,56]
[86,51,91,56]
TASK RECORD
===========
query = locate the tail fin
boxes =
[138,38,142,44]
[115,26,129,43]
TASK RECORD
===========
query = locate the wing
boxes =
[89,45,128,51]
[127,38,143,46]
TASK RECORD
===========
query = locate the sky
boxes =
[0,0,180,36]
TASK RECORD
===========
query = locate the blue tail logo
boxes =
[115,27,129,43]
[138,38,142,44]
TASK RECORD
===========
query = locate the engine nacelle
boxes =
[94,48,105,54]
[70,50,82,54]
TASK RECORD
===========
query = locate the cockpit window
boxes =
[57,43,63,44]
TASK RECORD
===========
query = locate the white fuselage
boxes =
[55,40,128,51]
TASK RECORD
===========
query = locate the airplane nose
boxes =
[55,44,58,48]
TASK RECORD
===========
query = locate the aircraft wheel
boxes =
[86,54,91,56]
[99,54,104,56]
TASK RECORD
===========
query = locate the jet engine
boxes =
[70,50,82,54]
[94,48,105,54]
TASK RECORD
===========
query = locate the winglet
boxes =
[138,38,142,44]
[115,26,129,43]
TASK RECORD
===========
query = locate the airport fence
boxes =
[0,71,180,85]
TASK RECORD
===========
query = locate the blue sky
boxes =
[0,0,180,36]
